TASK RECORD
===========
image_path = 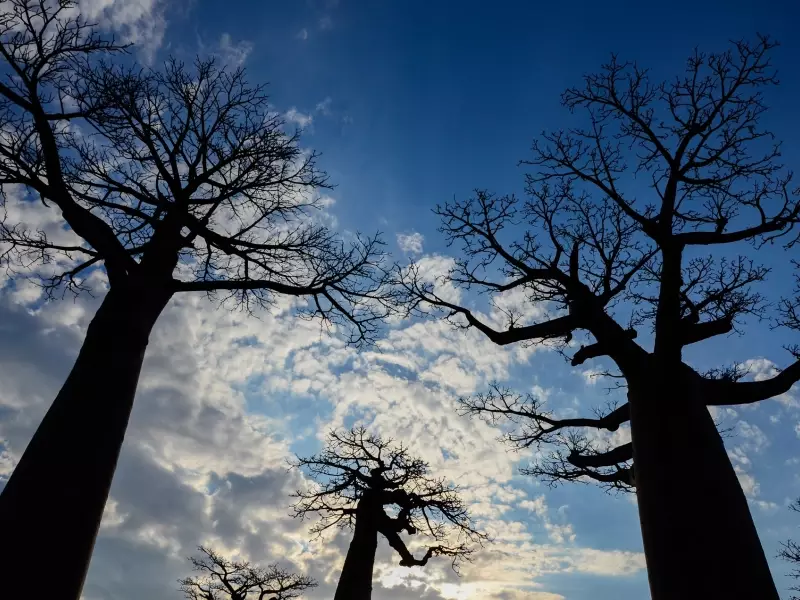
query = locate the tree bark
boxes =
[334,499,380,600]
[0,282,172,600]
[629,373,779,600]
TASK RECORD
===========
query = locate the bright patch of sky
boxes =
[2,0,800,599]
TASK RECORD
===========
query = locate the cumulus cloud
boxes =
[397,232,425,255]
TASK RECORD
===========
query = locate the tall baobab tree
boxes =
[399,36,799,600]
[291,428,486,600]
[179,546,316,600]
[0,2,393,597]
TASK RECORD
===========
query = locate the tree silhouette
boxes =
[779,499,800,600]
[291,427,486,600]
[0,2,393,597]
[398,36,798,599]
[178,546,316,600]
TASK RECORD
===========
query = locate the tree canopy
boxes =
[292,427,487,571]
[179,546,316,600]
[399,34,800,491]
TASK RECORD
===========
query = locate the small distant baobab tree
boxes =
[399,36,798,600]
[179,546,316,600]
[291,427,486,600]
[0,2,393,597]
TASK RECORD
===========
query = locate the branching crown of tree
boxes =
[179,546,316,600]
[398,35,800,489]
[0,0,395,344]
[291,427,487,571]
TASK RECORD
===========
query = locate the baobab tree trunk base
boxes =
[0,285,171,600]
[630,376,778,600]
[334,498,380,600]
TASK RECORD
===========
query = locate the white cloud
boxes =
[0,185,86,289]
[726,419,781,513]
[9,280,42,305]
[752,499,780,513]
[580,368,603,385]
[296,28,309,40]
[285,108,314,129]
[216,32,253,67]
[519,495,576,544]
[397,232,424,255]
[735,420,769,454]
[741,358,779,381]
[316,97,333,115]
[740,357,800,407]
[404,254,461,305]
[735,466,760,498]
[77,0,169,63]
[487,285,550,333]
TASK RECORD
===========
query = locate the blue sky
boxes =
[1,1,800,599]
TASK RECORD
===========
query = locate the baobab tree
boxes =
[399,36,799,599]
[0,2,393,597]
[291,428,486,600]
[179,546,316,600]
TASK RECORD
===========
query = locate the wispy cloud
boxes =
[285,107,314,129]
[316,97,333,115]
[216,32,253,67]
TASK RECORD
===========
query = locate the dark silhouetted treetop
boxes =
[71,57,396,341]
[398,35,795,600]
[179,546,316,600]
[3,52,396,343]
[291,427,487,572]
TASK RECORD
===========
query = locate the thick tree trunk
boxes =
[334,500,380,600]
[0,283,172,600]
[629,374,778,600]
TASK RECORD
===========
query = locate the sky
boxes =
[1,0,800,599]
